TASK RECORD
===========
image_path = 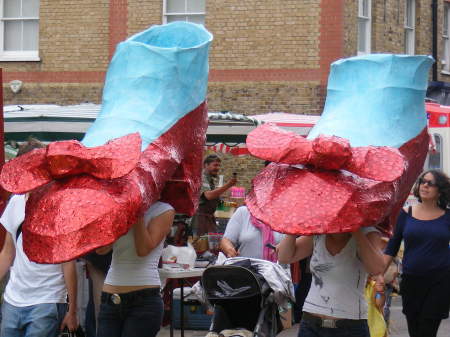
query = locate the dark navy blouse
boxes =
[385,209,450,276]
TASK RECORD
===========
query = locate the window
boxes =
[357,0,371,55]
[443,3,450,73]
[163,0,205,25]
[0,0,39,61]
[404,0,415,55]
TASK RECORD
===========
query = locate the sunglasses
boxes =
[419,178,437,187]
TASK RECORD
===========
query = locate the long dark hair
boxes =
[413,170,450,209]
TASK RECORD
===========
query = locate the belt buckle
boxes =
[322,319,337,329]
[111,293,121,305]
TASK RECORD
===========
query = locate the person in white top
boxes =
[0,140,78,337]
[96,201,174,337]
[220,206,284,261]
[278,227,384,337]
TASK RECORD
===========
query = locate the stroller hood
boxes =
[221,257,295,309]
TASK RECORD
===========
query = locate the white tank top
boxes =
[302,227,378,319]
[105,202,173,286]
[1,194,67,307]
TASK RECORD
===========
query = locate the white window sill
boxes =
[441,70,450,76]
[0,52,40,62]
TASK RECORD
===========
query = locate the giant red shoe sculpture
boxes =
[246,54,433,235]
[0,22,213,263]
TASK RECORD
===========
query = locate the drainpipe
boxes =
[432,0,438,81]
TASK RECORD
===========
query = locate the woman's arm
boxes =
[134,209,175,257]
[277,235,313,264]
[0,233,15,281]
[383,210,406,272]
[220,237,238,257]
[353,229,384,275]
[61,261,78,332]
[382,254,394,274]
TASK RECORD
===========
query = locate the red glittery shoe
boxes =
[245,124,428,235]
[0,103,208,263]
[0,22,212,263]
[245,54,433,235]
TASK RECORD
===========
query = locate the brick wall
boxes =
[343,0,358,57]
[206,0,321,70]
[208,81,323,115]
[3,83,103,105]
[371,0,404,54]
[415,0,433,57]
[128,0,162,36]
[2,0,449,108]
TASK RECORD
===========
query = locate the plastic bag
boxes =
[161,243,196,269]
[365,280,387,337]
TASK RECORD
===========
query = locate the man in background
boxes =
[191,155,237,236]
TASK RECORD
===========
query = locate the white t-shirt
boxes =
[223,206,284,259]
[105,202,173,287]
[302,227,379,320]
[1,194,67,307]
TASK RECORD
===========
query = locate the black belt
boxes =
[101,288,160,305]
[302,312,367,329]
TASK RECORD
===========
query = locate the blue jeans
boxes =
[297,316,370,337]
[97,288,163,337]
[0,301,67,337]
[383,285,394,327]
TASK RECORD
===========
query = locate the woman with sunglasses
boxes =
[384,170,450,337]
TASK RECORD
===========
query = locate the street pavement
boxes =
[157,295,450,337]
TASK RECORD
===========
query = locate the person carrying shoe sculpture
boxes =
[247,54,434,337]
[95,202,175,337]
[0,22,213,266]
[191,154,237,236]
[0,21,213,337]
[0,139,78,337]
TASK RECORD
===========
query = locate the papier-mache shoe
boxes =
[0,22,213,263]
[245,54,433,235]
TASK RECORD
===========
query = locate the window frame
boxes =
[162,0,205,25]
[0,0,40,62]
[404,0,415,55]
[357,0,371,55]
[442,3,450,74]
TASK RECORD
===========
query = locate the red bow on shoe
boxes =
[245,123,414,235]
[247,123,406,182]
[0,133,142,194]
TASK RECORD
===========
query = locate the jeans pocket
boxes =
[98,301,121,321]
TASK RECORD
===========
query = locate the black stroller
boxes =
[201,259,284,337]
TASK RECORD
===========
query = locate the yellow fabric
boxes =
[365,280,387,337]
